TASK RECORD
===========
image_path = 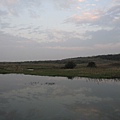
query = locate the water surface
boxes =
[0,74,120,120]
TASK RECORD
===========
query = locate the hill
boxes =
[61,53,120,64]
[0,53,120,64]
[0,53,120,78]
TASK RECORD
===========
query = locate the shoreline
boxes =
[0,67,120,79]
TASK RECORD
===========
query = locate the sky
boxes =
[0,0,120,61]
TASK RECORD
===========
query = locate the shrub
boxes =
[87,62,96,68]
[65,61,76,69]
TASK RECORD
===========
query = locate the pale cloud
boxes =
[0,0,18,6]
[78,0,85,2]
[50,29,90,43]
[87,4,96,7]
[0,0,42,16]
[52,0,86,9]
[28,27,120,53]
[0,0,119,61]
[0,0,86,13]
[65,10,102,24]
[0,10,8,16]
[0,0,20,15]
[92,42,120,55]
[0,0,41,7]
[39,42,120,57]
[54,0,87,10]
[0,22,11,29]
[65,3,120,28]
[106,5,120,18]
[85,28,120,45]
[35,26,120,53]
[76,6,81,9]
[44,46,93,51]
[113,0,120,2]
[99,5,120,27]
[0,30,30,45]
[34,29,86,43]
[95,42,120,50]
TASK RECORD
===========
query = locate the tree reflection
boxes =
[86,78,120,84]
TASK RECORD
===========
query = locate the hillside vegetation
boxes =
[0,53,120,79]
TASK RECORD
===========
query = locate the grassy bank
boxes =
[0,62,120,79]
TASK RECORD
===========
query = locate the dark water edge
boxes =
[0,74,120,120]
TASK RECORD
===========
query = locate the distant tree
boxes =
[65,61,76,69]
[87,62,96,68]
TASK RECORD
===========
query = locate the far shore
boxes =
[0,62,120,79]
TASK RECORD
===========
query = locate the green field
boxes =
[0,62,120,79]
[0,54,120,79]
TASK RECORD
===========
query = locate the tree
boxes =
[64,61,76,69]
[87,62,96,68]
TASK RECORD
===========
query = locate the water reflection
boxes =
[67,76,75,80]
[25,81,55,86]
[0,74,120,120]
[86,78,120,83]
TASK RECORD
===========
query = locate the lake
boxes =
[0,74,120,120]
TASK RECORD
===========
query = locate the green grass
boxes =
[0,62,120,79]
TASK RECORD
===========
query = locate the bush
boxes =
[65,61,76,69]
[87,62,96,68]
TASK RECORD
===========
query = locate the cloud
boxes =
[0,26,120,61]
[44,46,92,51]
[0,30,30,46]
[0,0,86,16]
[0,22,11,29]
[5,0,86,18]
[113,0,120,3]
[0,0,42,16]
[101,5,120,26]
[86,28,120,44]
[25,25,119,55]
[40,29,87,43]
[0,10,8,16]
[78,0,85,2]
[0,0,41,7]
[65,10,101,25]
[94,42,120,50]
[0,0,20,16]
[37,27,120,55]
[38,41,120,59]
[0,0,119,61]
[0,0,18,6]
[52,0,86,9]
[65,3,120,28]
